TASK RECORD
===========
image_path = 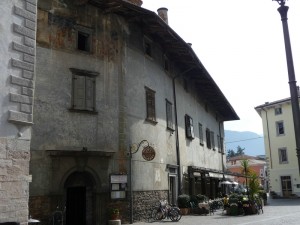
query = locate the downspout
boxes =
[172,66,196,195]
[219,121,225,176]
[262,107,272,169]
[219,121,226,194]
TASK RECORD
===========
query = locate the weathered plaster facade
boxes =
[0,0,37,224]
[0,0,239,224]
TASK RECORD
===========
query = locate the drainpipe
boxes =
[262,107,272,169]
[172,66,196,195]
[219,121,226,194]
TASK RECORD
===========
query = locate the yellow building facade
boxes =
[256,98,300,197]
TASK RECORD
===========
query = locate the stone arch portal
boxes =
[64,171,96,225]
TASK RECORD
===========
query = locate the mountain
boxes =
[224,130,265,156]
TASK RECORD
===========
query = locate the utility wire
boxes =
[225,136,263,144]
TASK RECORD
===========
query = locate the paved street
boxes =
[129,197,300,225]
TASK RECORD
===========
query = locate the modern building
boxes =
[1,0,239,224]
[255,97,300,197]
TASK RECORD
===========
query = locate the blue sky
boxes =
[142,0,300,135]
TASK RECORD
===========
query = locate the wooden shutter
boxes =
[73,75,85,110]
[185,115,194,139]
[146,90,156,121]
[85,77,95,111]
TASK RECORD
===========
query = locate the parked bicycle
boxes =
[151,200,181,222]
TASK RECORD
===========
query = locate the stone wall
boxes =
[0,0,37,224]
[131,190,168,222]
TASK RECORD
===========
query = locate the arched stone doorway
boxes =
[64,171,96,225]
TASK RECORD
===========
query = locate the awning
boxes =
[208,172,224,179]
[220,181,232,185]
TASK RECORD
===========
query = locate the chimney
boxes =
[123,0,143,6]
[157,7,168,24]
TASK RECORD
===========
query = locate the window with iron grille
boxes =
[145,87,156,123]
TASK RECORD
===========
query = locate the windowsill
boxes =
[145,118,158,125]
[69,108,98,114]
[167,127,175,132]
[186,137,194,140]
[279,161,288,164]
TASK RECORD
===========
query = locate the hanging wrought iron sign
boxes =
[142,145,155,161]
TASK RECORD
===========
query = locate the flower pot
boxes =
[110,213,119,220]
[180,208,189,215]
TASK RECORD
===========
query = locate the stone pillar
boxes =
[0,0,37,224]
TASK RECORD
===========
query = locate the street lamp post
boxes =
[273,0,300,173]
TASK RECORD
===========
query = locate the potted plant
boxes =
[177,194,190,215]
[109,208,120,220]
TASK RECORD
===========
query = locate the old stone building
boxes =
[1,0,239,224]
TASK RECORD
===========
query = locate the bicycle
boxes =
[151,200,181,222]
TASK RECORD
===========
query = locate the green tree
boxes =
[236,146,245,156]
[227,149,235,158]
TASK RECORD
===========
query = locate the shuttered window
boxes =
[145,87,156,123]
[70,68,98,112]
[166,100,173,130]
[206,128,211,149]
[185,114,194,139]
[199,123,204,145]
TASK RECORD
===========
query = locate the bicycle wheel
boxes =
[169,208,181,221]
[152,208,163,221]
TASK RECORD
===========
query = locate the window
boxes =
[145,87,156,123]
[144,37,152,57]
[206,128,211,149]
[210,131,215,150]
[220,137,224,154]
[166,100,173,130]
[185,114,194,139]
[164,56,169,72]
[276,121,285,135]
[183,79,188,92]
[279,148,288,163]
[217,135,221,152]
[275,107,282,115]
[70,68,98,112]
[198,123,204,145]
[77,31,90,52]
